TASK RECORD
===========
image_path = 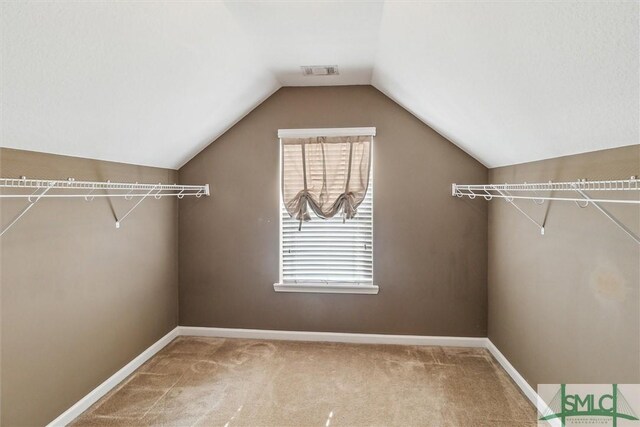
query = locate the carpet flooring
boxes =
[71,336,536,426]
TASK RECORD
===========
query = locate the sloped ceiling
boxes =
[1,2,279,169]
[373,2,639,167]
[1,1,637,169]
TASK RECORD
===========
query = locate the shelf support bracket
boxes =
[572,186,640,244]
[493,186,545,235]
[0,183,55,237]
[115,184,159,229]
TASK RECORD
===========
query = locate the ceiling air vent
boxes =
[301,65,339,76]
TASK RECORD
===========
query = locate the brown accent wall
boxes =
[488,145,640,387]
[178,85,488,336]
[0,148,179,426]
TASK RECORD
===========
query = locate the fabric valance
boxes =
[281,135,372,228]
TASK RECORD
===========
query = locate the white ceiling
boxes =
[1,1,637,169]
[1,2,280,169]
[224,1,384,86]
[372,1,639,167]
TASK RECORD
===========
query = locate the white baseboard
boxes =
[485,338,538,405]
[178,326,487,347]
[485,341,557,424]
[47,327,179,427]
[48,327,541,426]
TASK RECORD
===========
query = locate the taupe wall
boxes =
[488,145,640,387]
[179,85,488,336]
[0,148,179,426]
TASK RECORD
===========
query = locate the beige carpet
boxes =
[71,336,536,426]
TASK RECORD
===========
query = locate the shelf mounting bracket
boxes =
[493,186,545,235]
[572,185,640,244]
[115,184,160,229]
[0,183,55,237]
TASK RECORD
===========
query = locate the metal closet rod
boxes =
[0,176,210,236]
[451,177,640,244]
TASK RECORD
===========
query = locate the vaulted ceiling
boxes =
[1,1,637,169]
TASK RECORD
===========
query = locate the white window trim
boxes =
[274,282,379,295]
[277,127,376,139]
[275,127,377,295]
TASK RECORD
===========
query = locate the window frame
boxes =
[274,127,378,295]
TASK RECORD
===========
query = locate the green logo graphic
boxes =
[539,384,639,426]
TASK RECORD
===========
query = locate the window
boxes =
[275,128,377,294]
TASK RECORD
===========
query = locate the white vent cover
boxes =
[301,65,339,76]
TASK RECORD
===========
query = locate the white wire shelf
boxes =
[452,177,640,244]
[0,176,210,236]
[0,177,209,198]
[452,178,640,204]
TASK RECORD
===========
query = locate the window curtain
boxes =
[281,135,372,228]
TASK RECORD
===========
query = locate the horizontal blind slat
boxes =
[282,175,373,284]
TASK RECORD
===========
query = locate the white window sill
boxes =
[273,282,379,295]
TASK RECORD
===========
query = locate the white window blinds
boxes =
[281,179,373,284]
